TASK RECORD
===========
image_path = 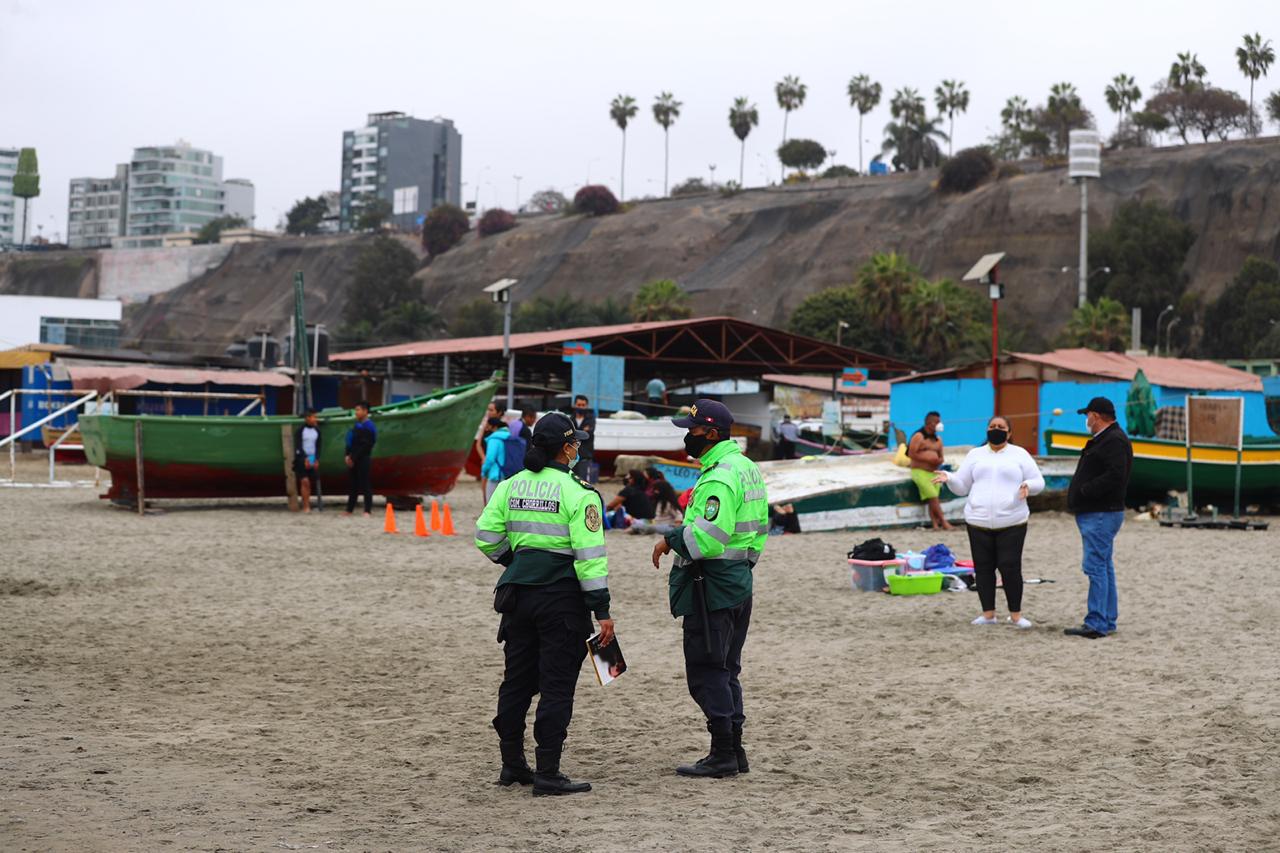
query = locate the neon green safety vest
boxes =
[664,440,768,617]
[474,462,611,619]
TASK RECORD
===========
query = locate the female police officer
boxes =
[474,412,614,796]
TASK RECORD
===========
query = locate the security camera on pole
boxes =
[1069,130,1101,309]
[483,278,519,410]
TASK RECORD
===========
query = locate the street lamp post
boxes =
[964,253,1007,415]
[483,279,519,410]
[513,175,522,212]
[1068,131,1102,309]
[1165,317,1182,357]
[1155,304,1176,356]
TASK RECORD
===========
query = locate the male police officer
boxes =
[475,413,614,796]
[652,399,767,778]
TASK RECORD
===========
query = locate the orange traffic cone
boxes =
[383,502,399,534]
[414,504,430,538]
[430,499,442,531]
[441,502,455,536]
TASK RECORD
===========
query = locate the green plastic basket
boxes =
[886,571,944,596]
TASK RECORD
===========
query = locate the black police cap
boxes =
[672,398,734,431]
[531,411,589,446]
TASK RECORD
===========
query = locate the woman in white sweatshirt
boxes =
[933,416,1045,628]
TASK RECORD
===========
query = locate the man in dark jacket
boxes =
[344,401,377,516]
[570,395,596,482]
[1065,397,1133,639]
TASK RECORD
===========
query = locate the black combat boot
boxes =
[676,719,739,778]
[532,747,592,796]
[496,738,534,787]
[732,723,749,774]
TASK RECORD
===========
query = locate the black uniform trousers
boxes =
[682,595,752,726]
[966,523,1028,612]
[493,579,592,749]
[345,455,372,514]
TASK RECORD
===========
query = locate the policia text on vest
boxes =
[473,411,611,796]
[653,399,767,780]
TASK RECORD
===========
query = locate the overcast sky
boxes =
[4,0,1274,240]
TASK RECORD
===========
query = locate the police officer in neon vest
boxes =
[652,399,767,778]
[474,412,614,796]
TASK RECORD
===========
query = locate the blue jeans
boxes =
[1075,512,1124,634]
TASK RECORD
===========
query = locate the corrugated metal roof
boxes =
[1008,349,1262,392]
[331,318,702,361]
[66,365,294,393]
[761,373,891,398]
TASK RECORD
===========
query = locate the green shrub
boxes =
[938,147,996,193]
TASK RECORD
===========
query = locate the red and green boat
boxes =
[79,380,495,502]
[1045,429,1280,504]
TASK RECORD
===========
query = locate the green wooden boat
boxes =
[1044,429,1280,503]
[80,380,495,501]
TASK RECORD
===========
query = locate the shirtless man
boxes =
[908,411,953,530]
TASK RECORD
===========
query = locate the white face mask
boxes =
[934,422,945,434]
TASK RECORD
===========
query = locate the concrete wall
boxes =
[0,294,122,349]
[98,243,232,302]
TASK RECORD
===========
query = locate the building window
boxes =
[39,317,121,350]
[392,186,419,215]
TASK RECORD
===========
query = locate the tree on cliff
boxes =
[652,92,682,196]
[847,75,882,173]
[341,236,438,345]
[630,279,692,321]
[449,299,503,337]
[729,97,759,186]
[527,188,568,213]
[421,203,470,256]
[194,215,246,244]
[1042,82,1091,154]
[1088,200,1195,345]
[1268,90,1280,130]
[285,196,329,235]
[1202,257,1280,358]
[882,88,947,170]
[355,197,392,231]
[1061,298,1130,352]
[13,148,39,247]
[1237,33,1275,136]
[775,75,807,180]
[934,80,969,156]
[515,295,593,332]
[610,94,639,200]
[777,139,828,174]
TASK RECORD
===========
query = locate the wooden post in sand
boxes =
[282,424,299,511]
[134,421,145,516]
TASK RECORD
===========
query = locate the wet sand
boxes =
[3,458,1278,851]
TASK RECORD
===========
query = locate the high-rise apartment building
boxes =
[125,141,226,240]
[222,178,255,224]
[339,112,461,232]
[0,148,29,247]
[67,164,130,249]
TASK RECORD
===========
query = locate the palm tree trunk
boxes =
[949,114,954,156]
[858,113,864,173]
[1249,79,1255,137]
[19,198,28,247]
[739,139,745,186]
[663,129,669,196]
[620,128,627,200]
[780,111,789,182]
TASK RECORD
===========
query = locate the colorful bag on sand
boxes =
[849,538,896,561]
[923,543,956,570]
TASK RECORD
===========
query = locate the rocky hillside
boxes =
[4,138,1278,354]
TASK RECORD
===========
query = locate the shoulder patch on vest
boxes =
[571,473,598,492]
[704,496,720,521]
[584,503,602,532]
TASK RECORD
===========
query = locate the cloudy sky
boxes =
[4,0,1274,240]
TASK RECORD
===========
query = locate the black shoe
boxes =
[532,747,591,796]
[676,721,739,779]
[496,738,534,787]
[732,724,749,774]
[1064,626,1106,639]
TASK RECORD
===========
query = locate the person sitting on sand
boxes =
[909,411,953,530]
[933,415,1045,628]
[605,469,654,529]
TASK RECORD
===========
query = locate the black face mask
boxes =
[574,407,587,415]
[987,429,1009,446]
[684,432,714,458]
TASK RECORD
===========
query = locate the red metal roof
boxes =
[761,373,891,398]
[1008,349,1262,392]
[67,365,294,393]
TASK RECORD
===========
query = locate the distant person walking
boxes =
[293,409,322,513]
[570,395,596,482]
[1065,397,1133,639]
[908,411,953,530]
[773,414,799,460]
[476,400,501,500]
[344,401,377,516]
[481,417,510,503]
[934,416,1045,628]
[645,377,667,416]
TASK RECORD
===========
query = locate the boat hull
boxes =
[1045,429,1280,503]
[80,380,495,501]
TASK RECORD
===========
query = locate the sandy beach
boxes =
[2,457,1278,852]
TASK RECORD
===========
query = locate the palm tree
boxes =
[1236,33,1275,136]
[881,93,947,172]
[1000,95,1031,158]
[902,279,986,365]
[630,279,693,321]
[1269,90,1280,130]
[1104,74,1142,117]
[933,80,970,156]
[1168,51,1208,91]
[610,95,638,200]
[1046,82,1084,153]
[846,74,882,172]
[855,252,921,340]
[890,87,926,121]
[775,75,807,179]
[1063,298,1130,352]
[728,97,759,185]
[652,92,682,196]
